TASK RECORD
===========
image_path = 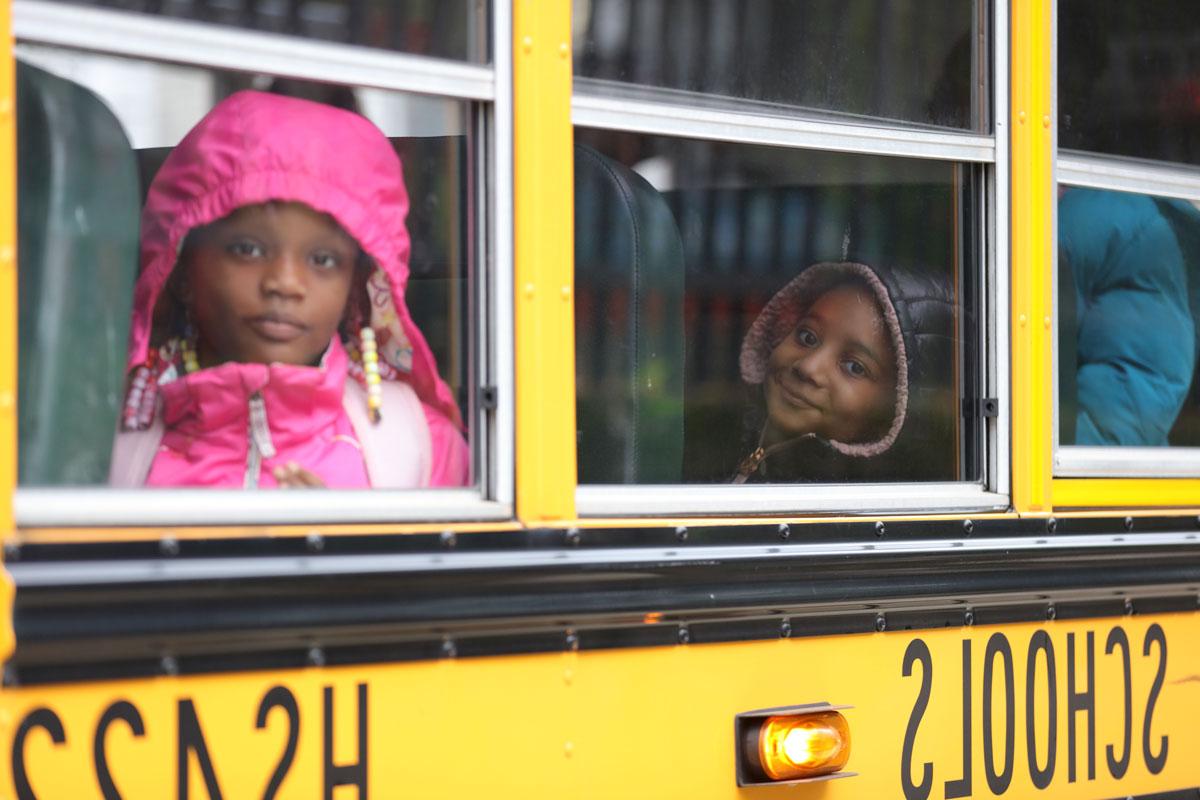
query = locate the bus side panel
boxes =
[1,614,1197,799]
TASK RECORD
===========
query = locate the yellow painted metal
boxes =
[1,613,1195,798]
[1010,0,1054,514]
[0,0,16,538]
[512,0,577,523]
[1054,479,1200,510]
[0,0,16,666]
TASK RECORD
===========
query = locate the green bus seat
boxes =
[574,144,685,484]
[17,61,140,485]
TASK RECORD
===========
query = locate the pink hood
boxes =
[126,89,461,429]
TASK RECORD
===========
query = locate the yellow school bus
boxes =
[2,0,1200,798]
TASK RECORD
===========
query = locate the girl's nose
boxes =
[792,346,831,386]
[260,252,306,298]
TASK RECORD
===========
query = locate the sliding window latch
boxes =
[479,385,499,412]
[962,397,999,418]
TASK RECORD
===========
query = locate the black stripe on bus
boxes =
[6,519,1200,684]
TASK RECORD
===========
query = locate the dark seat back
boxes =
[17,61,140,484]
[574,144,685,483]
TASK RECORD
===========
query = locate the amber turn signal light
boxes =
[735,703,855,786]
[758,711,850,779]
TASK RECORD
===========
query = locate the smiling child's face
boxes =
[184,202,359,368]
[763,284,898,446]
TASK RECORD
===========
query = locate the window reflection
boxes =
[1058,186,1200,446]
[1060,0,1200,163]
[574,0,989,131]
[574,129,979,485]
[42,0,490,62]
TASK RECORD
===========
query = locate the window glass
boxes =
[574,129,981,485]
[1057,186,1200,447]
[16,47,474,488]
[1060,0,1200,163]
[42,0,490,62]
[573,0,989,131]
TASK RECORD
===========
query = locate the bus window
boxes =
[573,0,989,132]
[1060,0,1200,164]
[1055,1,1200,478]
[574,131,982,487]
[14,41,493,522]
[39,0,490,62]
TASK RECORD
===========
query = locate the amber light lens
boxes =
[757,711,851,780]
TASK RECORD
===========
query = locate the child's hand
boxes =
[272,462,326,488]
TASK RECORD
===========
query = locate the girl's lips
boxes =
[774,374,819,410]
[247,314,307,342]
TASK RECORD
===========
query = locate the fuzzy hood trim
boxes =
[738,261,909,459]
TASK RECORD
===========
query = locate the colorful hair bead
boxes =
[181,337,200,374]
[360,327,382,424]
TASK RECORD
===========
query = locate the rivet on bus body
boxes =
[0,99,11,116]
[559,42,569,59]
[1043,315,1051,329]
[563,667,574,685]
[524,282,535,298]
[0,391,13,410]
[1018,110,1026,124]
[561,285,571,300]
[0,246,14,263]
[1018,313,1027,326]
[564,741,575,758]
[0,708,11,728]
[1043,115,1051,128]
[522,36,533,54]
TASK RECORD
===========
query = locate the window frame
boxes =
[569,0,1011,516]
[8,0,515,526]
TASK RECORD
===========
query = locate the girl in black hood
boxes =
[734,261,957,484]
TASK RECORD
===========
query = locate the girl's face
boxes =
[763,284,897,445]
[183,202,359,367]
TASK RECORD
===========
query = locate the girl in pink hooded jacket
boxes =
[109,90,469,489]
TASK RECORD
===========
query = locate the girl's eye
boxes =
[842,359,868,379]
[311,251,343,271]
[795,327,819,347]
[227,240,265,259]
